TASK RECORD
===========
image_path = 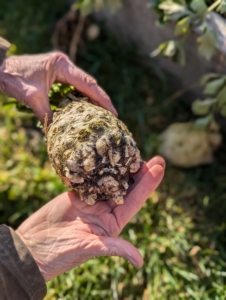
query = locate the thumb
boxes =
[95,236,143,268]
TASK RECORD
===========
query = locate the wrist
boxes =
[15,229,49,282]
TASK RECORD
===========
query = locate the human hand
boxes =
[0,52,117,123]
[16,157,165,282]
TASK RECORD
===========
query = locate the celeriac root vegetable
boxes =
[159,122,222,168]
[45,92,141,205]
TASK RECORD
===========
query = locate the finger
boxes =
[146,156,166,170]
[54,54,118,116]
[107,157,165,211]
[96,236,143,268]
[114,164,164,230]
[27,93,53,125]
[128,156,166,193]
[65,65,118,116]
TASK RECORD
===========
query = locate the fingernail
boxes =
[130,259,138,268]
[151,165,164,180]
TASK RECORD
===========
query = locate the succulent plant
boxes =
[45,92,141,205]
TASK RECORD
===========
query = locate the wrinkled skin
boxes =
[16,157,165,282]
[0,52,117,123]
[0,52,165,283]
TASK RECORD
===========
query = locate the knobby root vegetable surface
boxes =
[45,92,141,205]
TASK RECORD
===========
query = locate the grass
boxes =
[1,2,226,299]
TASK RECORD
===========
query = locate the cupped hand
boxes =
[16,157,165,282]
[0,52,117,123]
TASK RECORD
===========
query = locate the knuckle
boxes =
[50,51,69,67]
[53,51,68,60]
[83,74,98,88]
[1,56,17,74]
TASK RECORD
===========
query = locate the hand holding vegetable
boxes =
[16,157,165,281]
[0,52,117,123]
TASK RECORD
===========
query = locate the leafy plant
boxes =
[192,73,226,129]
[0,97,67,227]
[150,0,225,62]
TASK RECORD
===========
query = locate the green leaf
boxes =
[150,43,167,57]
[163,40,177,57]
[174,16,191,36]
[217,0,226,14]
[200,73,222,85]
[198,29,217,60]
[207,0,222,12]
[159,0,190,21]
[162,268,177,286]
[195,115,213,128]
[151,40,177,58]
[190,0,207,15]
[216,85,226,105]
[151,40,186,65]
[203,77,226,95]
[192,98,216,115]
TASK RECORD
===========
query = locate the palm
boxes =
[17,157,165,281]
